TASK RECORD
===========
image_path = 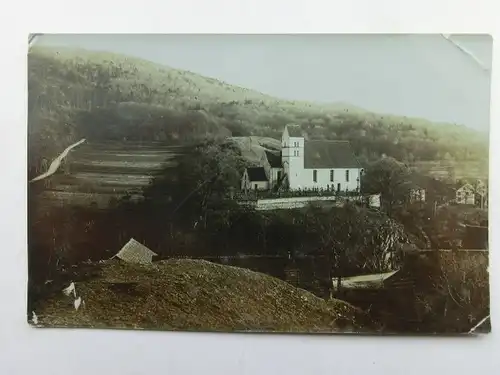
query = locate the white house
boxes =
[281,124,363,192]
[456,183,475,205]
[409,187,426,203]
[241,167,269,191]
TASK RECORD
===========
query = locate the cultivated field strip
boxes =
[412,160,488,180]
[42,141,185,208]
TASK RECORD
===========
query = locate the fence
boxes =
[233,189,363,201]
[237,194,380,210]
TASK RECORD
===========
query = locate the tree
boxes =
[361,157,413,214]
[414,251,490,333]
[357,214,409,271]
[144,140,245,230]
[304,204,411,297]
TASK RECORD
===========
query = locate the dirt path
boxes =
[30,139,86,183]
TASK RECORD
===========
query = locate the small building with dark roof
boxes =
[241,166,270,191]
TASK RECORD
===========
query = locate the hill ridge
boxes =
[28,45,489,179]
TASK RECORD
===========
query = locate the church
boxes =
[241,124,363,193]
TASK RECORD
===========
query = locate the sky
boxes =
[35,34,492,132]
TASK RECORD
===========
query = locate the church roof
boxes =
[265,151,282,168]
[246,167,268,181]
[286,125,303,137]
[303,140,360,169]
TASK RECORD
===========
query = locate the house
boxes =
[113,238,158,264]
[456,183,475,205]
[409,186,426,203]
[455,180,488,207]
[241,167,269,191]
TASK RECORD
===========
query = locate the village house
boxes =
[241,167,269,191]
[454,180,488,207]
[241,124,363,193]
[408,186,426,203]
[455,183,475,205]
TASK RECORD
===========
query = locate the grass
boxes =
[32,258,376,333]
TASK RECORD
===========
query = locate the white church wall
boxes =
[282,136,304,189]
[255,196,337,210]
[290,168,361,191]
[243,180,269,191]
[242,193,380,210]
[269,167,283,187]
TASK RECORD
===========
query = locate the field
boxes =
[37,141,185,208]
[412,160,489,180]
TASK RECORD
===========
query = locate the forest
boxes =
[28,46,488,179]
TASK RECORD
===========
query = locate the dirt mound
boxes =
[32,259,373,333]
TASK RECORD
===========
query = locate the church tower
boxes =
[281,124,304,190]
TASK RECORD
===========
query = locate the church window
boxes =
[313,170,317,182]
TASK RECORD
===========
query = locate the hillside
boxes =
[28,46,488,179]
[31,258,374,332]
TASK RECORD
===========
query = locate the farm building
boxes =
[409,186,426,203]
[456,183,475,205]
[241,167,269,191]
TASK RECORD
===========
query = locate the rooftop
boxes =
[265,151,282,168]
[114,238,157,264]
[304,140,361,169]
[246,167,268,182]
[333,270,399,290]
